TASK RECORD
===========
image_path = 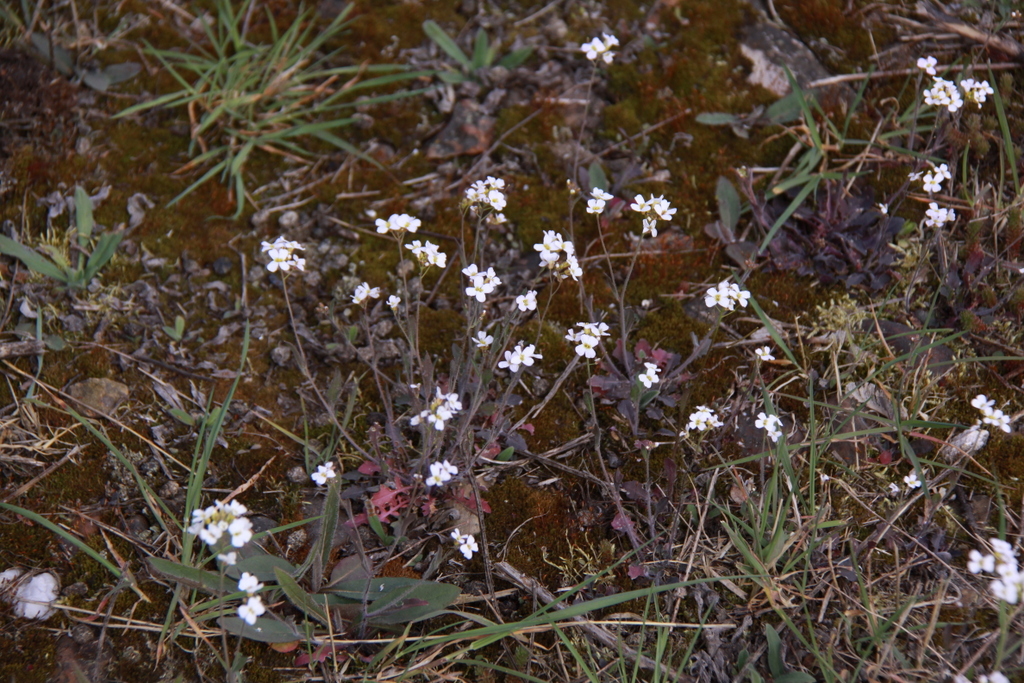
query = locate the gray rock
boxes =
[65,378,129,416]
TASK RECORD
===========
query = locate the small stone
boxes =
[62,581,88,597]
[270,345,292,366]
[286,466,307,484]
[139,458,160,477]
[70,624,95,645]
[278,210,299,229]
[124,515,149,536]
[159,480,180,499]
[65,378,129,417]
[212,257,233,276]
[286,529,307,556]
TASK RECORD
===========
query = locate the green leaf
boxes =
[74,186,95,244]
[228,554,298,583]
[765,623,785,677]
[168,408,195,426]
[496,47,532,70]
[29,33,73,75]
[587,162,608,192]
[695,112,738,126]
[470,29,489,70]
[44,334,65,351]
[776,673,816,683]
[274,567,330,625]
[83,231,124,281]
[495,447,514,462]
[363,580,460,626]
[367,513,394,545]
[0,235,69,283]
[148,557,226,593]
[422,20,471,70]
[765,91,802,124]
[218,616,304,643]
[102,62,142,85]
[716,176,741,230]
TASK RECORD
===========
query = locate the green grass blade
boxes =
[423,20,471,70]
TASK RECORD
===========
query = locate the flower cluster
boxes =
[465,176,507,222]
[498,341,542,373]
[909,162,951,194]
[972,394,1012,433]
[405,240,447,268]
[451,528,479,559]
[411,387,462,431]
[426,459,459,487]
[954,673,1009,683]
[638,362,660,389]
[629,193,676,238]
[311,461,336,486]
[188,500,253,548]
[375,213,421,235]
[755,412,783,443]
[685,405,723,433]
[533,231,582,280]
[923,76,963,113]
[581,33,619,64]
[587,188,613,214]
[351,282,382,305]
[463,264,502,302]
[924,202,956,229]
[961,78,994,107]
[704,279,751,311]
[968,537,1024,604]
[261,236,305,273]
[565,322,610,359]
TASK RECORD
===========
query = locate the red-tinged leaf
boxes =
[635,339,653,357]
[478,443,501,458]
[295,643,345,667]
[611,511,635,533]
[270,641,300,653]
[519,423,535,435]
[627,564,648,580]
[358,461,380,476]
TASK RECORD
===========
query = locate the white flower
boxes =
[237,596,266,625]
[351,282,382,305]
[217,552,238,566]
[376,213,421,234]
[238,572,264,595]
[973,394,996,413]
[638,362,660,389]
[516,290,538,312]
[629,194,652,213]
[498,342,541,373]
[922,172,942,193]
[888,482,900,495]
[685,405,723,432]
[587,198,606,214]
[464,266,500,302]
[579,322,610,338]
[228,517,254,548]
[924,202,956,228]
[819,473,831,483]
[923,77,963,112]
[411,388,463,432]
[387,295,401,310]
[878,203,888,214]
[591,188,613,201]
[916,56,938,76]
[649,196,676,221]
[962,78,994,107]
[534,232,581,280]
[933,163,952,181]
[581,34,617,64]
[979,674,1010,683]
[982,409,1012,433]
[755,412,783,443]
[574,333,599,359]
[311,462,336,486]
[451,528,479,559]
[754,346,775,361]
[262,236,306,273]
[903,471,922,489]
[405,240,447,268]
[642,218,658,237]
[426,460,458,487]
[473,331,494,349]
[968,549,996,574]
[705,280,750,311]
[465,177,507,212]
